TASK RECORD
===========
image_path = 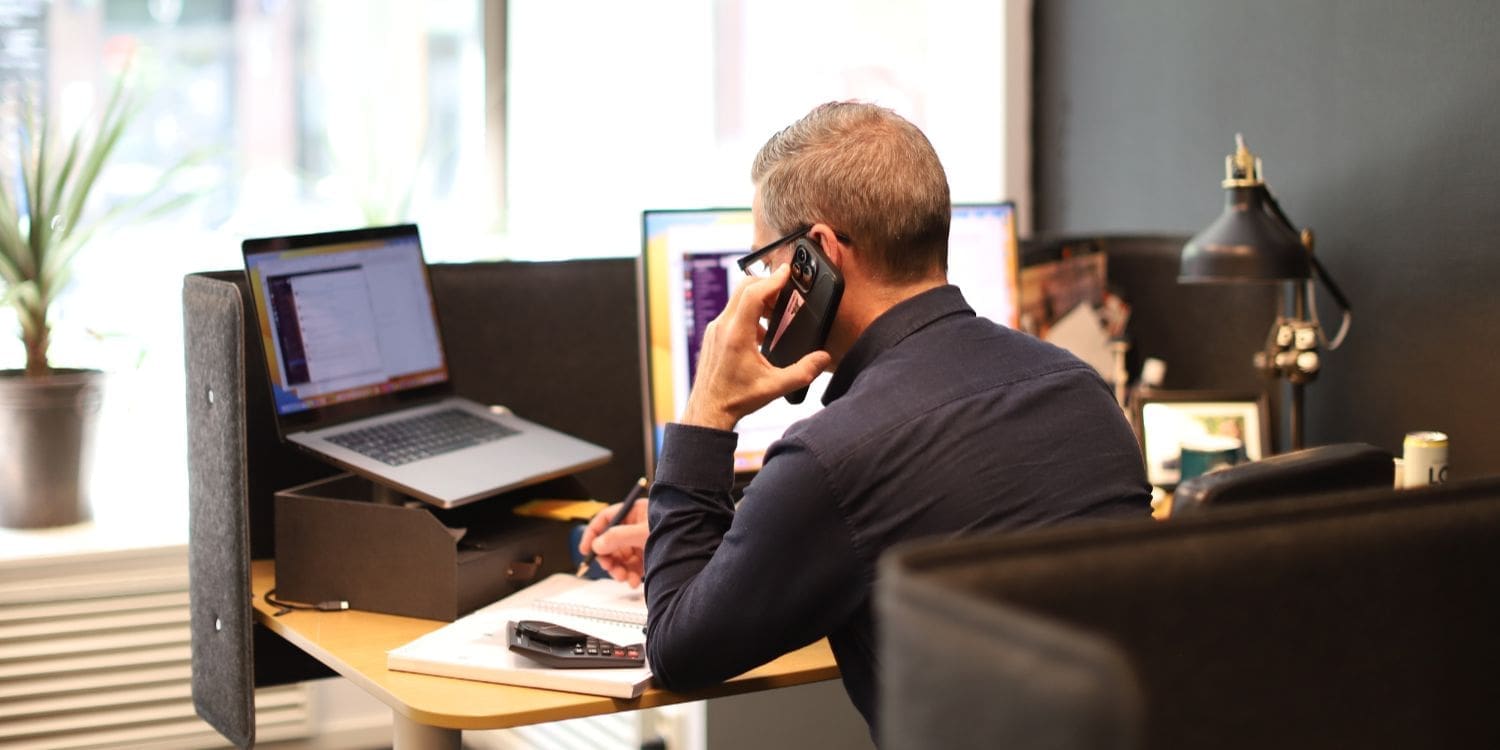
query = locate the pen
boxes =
[576,477,649,577]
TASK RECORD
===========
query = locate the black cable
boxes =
[1259,185,1353,313]
[265,588,349,617]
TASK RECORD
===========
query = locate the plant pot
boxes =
[0,368,104,529]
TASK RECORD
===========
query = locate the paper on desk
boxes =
[1044,303,1114,378]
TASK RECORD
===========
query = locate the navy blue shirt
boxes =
[644,285,1150,731]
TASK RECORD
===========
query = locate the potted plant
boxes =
[0,67,196,528]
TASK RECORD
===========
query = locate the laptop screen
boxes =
[243,225,449,417]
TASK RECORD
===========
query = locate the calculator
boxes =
[507,620,645,669]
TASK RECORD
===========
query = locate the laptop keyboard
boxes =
[325,408,519,466]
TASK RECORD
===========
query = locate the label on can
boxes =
[1402,431,1449,488]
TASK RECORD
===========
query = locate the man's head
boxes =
[751,101,951,284]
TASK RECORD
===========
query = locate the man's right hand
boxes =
[578,500,650,588]
[681,264,831,431]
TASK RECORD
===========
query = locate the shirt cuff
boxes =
[657,423,738,491]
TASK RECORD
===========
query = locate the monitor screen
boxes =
[948,202,1021,329]
[639,202,1019,476]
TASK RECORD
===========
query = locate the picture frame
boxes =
[1132,389,1271,488]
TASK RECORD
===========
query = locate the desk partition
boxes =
[184,259,646,747]
[879,478,1500,749]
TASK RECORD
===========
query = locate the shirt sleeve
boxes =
[643,423,863,691]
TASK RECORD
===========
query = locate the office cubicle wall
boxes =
[427,259,646,499]
[185,272,336,747]
[879,477,1500,749]
[185,259,646,746]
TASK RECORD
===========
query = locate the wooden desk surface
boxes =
[251,560,841,730]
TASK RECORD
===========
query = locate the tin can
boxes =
[1401,431,1448,488]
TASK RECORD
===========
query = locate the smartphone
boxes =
[761,237,844,404]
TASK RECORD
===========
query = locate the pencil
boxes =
[576,477,649,576]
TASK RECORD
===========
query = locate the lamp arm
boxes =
[1306,253,1353,314]
[1258,186,1353,314]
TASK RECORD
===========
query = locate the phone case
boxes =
[761,237,844,404]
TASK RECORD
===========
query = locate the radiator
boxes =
[0,545,310,750]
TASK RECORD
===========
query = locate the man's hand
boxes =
[578,500,650,588]
[681,265,831,431]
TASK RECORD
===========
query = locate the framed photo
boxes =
[1133,389,1271,488]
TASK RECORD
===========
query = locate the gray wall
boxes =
[1033,0,1500,476]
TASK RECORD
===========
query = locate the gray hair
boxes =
[751,101,951,281]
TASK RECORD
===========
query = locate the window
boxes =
[3,0,1028,537]
[504,0,1024,259]
[4,1,487,536]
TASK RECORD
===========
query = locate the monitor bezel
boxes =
[638,208,754,477]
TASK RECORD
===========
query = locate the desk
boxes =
[250,560,841,749]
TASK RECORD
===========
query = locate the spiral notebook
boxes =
[538,578,648,625]
[387,573,652,698]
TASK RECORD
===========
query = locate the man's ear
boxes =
[808,223,848,268]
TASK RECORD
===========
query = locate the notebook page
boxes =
[535,578,648,626]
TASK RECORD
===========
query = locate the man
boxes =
[582,101,1150,734]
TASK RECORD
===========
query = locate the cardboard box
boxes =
[273,474,577,621]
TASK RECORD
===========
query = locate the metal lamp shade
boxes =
[1180,186,1311,283]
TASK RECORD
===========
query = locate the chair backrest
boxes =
[879,477,1500,749]
[1171,442,1394,516]
[879,556,1144,750]
[185,258,646,747]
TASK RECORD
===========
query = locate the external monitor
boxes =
[639,202,1019,476]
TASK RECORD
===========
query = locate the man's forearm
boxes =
[642,423,740,689]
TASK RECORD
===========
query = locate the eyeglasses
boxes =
[735,225,851,278]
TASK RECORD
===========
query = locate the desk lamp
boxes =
[1179,135,1352,450]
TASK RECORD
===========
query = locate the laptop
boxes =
[241,224,611,509]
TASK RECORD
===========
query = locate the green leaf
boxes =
[46,119,84,243]
[31,103,50,258]
[11,279,40,320]
[44,145,215,279]
[0,54,201,369]
[15,116,39,280]
[0,215,23,286]
[57,72,138,251]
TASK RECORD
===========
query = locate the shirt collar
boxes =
[823,285,975,405]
